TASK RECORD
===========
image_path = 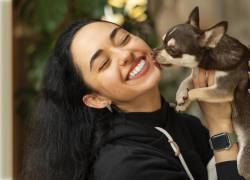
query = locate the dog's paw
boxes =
[175,101,190,112]
[175,105,186,112]
[176,88,189,106]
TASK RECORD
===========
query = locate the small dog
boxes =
[155,7,250,179]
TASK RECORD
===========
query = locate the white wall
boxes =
[0,0,13,179]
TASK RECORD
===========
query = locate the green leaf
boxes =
[73,0,106,18]
[34,0,68,33]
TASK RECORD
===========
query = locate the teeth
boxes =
[128,59,145,80]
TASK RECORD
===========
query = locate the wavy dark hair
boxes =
[22,19,118,180]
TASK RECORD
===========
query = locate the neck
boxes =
[116,87,161,112]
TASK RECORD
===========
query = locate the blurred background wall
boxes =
[6,0,250,179]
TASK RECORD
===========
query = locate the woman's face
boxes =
[71,21,160,105]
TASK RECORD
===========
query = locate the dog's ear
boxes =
[187,6,199,28]
[199,21,228,48]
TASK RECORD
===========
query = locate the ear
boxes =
[199,21,228,48]
[82,93,111,109]
[187,6,200,28]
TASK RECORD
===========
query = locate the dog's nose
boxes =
[152,45,165,58]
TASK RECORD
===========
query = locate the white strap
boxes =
[155,127,195,180]
[207,156,217,180]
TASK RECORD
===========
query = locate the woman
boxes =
[22,19,249,180]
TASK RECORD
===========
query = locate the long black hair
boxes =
[22,19,117,180]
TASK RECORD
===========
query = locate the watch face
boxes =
[211,133,231,150]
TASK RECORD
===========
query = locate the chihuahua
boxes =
[155,7,250,179]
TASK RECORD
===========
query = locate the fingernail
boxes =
[248,89,250,94]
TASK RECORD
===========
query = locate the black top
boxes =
[93,98,244,180]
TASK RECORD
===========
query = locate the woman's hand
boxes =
[192,69,233,135]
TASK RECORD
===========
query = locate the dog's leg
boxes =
[176,73,193,106]
[176,85,233,112]
[188,85,233,102]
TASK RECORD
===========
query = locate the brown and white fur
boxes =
[155,7,250,179]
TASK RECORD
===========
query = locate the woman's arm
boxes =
[192,66,244,161]
[194,60,250,161]
[192,63,250,179]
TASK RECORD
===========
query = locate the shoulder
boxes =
[93,143,187,180]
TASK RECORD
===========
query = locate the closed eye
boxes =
[119,34,131,46]
[98,59,110,72]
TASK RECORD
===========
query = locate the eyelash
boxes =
[119,34,131,46]
[98,59,110,71]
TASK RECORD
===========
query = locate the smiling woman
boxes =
[22,19,246,180]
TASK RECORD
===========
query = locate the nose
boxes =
[118,50,134,66]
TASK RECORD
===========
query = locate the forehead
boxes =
[71,21,119,54]
[73,21,119,44]
[70,22,119,70]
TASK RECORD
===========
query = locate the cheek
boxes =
[131,36,151,51]
[95,68,124,96]
[98,65,161,101]
[101,65,122,84]
[137,65,161,90]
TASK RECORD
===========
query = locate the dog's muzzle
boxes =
[152,46,173,67]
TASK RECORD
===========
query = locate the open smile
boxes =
[126,55,150,81]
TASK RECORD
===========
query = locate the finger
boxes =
[208,70,215,86]
[192,68,199,88]
[198,68,206,88]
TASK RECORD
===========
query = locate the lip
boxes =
[126,55,149,81]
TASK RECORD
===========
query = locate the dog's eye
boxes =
[168,48,176,55]
[167,47,181,58]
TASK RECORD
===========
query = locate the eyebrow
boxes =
[89,27,121,71]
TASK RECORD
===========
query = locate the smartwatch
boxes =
[209,132,238,151]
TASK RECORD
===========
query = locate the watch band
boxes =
[228,132,238,144]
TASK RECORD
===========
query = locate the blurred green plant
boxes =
[14,0,158,119]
